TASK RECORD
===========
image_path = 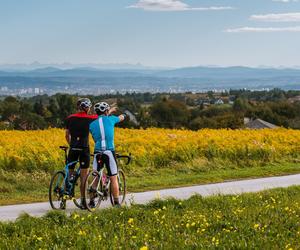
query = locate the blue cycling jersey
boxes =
[89,115,120,151]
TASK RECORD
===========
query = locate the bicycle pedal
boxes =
[60,202,66,210]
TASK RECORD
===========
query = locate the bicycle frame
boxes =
[64,161,80,187]
[95,167,110,197]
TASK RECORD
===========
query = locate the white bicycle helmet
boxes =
[94,102,110,113]
[77,98,92,110]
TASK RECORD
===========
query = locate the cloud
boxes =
[225,26,300,33]
[251,12,300,22]
[272,0,298,2]
[127,0,234,12]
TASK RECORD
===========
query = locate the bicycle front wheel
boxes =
[84,170,103,212]
[110,169,126,206]
[49,171,66,210]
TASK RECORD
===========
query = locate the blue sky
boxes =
[1,0,300,67]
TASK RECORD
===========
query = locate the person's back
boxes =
[89,115,120,152]
[67,111,98,149]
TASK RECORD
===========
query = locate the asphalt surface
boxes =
[0,173,300,221]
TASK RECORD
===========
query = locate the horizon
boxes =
[1,61,300,71]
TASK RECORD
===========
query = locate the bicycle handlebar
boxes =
[60,146,132,165]
[116,154,132,165]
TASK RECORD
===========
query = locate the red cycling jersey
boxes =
[66,112,98,148]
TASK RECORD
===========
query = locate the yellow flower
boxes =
[128,218,134,224]
[73,214,80,219]
[140,246,148,250]
[78,230,86,236]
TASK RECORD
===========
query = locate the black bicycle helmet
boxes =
[77,98,92,110]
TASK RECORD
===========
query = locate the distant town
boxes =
[0,65,300,97]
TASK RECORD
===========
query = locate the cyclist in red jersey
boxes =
[65,98,98,209]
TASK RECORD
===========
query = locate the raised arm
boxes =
[108,107,126,122]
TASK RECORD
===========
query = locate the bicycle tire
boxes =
[84,170,103,212]
[110,169,126,206]
[49,171,67,210]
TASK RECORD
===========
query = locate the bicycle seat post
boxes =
[64,149,68,165]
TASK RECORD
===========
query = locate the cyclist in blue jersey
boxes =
[89,102,126,207]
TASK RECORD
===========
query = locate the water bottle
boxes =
[102,173,107,185]
[69,175,75,184]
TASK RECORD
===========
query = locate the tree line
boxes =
[0,89,300,130]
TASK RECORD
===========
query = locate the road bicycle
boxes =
[84,153,131,212]
[49,146,84,210]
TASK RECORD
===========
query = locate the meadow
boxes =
[0,186,299,249]
[1,128,300,205]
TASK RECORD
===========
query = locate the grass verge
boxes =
[0,186,300,249]
[0,160,299,205]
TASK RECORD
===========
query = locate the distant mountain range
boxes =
[0,62,168,71]
[1,65,300,79]
[1,65,300,94]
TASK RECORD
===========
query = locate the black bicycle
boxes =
[84,153,131,212]
[49,146,83,210]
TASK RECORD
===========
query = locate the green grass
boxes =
[0,160,299,205]
[1,186,300,249]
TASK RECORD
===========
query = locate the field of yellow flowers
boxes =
[0,128,300,172]
[1,186,299,249]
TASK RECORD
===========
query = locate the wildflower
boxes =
[140,246,148,250]
[78,230,86,236]
[73,214,80,220]
[128,218,134,224]
[254,224,260,229]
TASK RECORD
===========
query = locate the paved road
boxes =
[1,174,300,221]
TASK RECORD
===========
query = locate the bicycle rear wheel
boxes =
[84,170,103,212]
[110,169,126,206]
[49,171,67,210]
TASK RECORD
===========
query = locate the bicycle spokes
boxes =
[49,171,66,210]
[84,170,103,211]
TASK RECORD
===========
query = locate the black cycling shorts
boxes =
[94,151,118,176]
[67,148,90,170]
